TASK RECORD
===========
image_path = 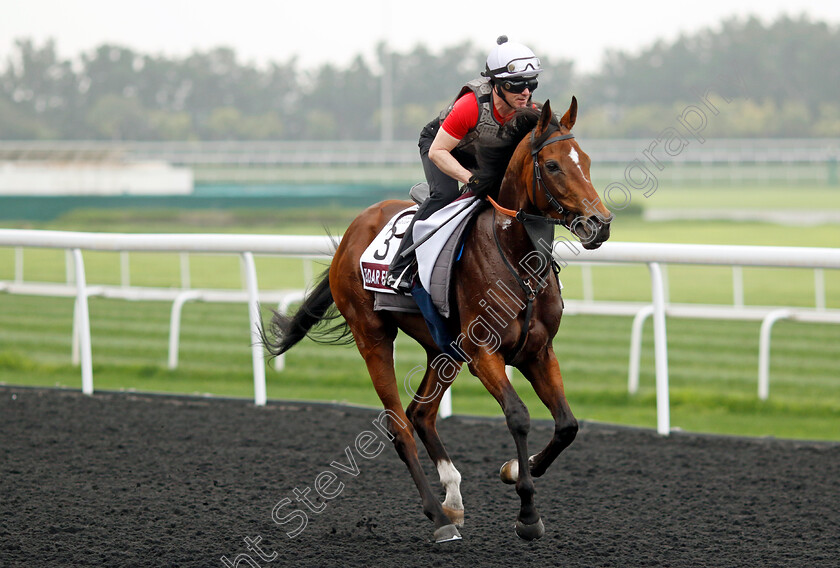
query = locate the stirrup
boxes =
[386,273,413,293]
[387,262,415,293]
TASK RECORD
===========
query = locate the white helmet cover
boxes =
[482,35,543,79]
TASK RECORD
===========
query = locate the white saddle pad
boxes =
[360,195,479,297]
[413,195,480,294]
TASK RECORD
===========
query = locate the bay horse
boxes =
[262,98,612,543]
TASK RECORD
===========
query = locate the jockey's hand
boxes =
[461,174,480,194]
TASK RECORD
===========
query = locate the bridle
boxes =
[528,126,576,228]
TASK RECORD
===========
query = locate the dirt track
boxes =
[2,386,838,567]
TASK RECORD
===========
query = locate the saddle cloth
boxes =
[360,195,481,318]
[359,205,417,292]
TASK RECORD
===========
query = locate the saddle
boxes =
[360,190,480,316]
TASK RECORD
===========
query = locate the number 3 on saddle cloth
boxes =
[359,193,482,361]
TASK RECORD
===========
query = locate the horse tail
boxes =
[260,268,353,358]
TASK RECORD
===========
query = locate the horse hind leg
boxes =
[405,353,465,527]
[357,337,462,543]
[437,460,464,527]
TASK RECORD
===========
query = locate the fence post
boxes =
[732,266,744,307]
[72,248,94,396]
[628,305,655,394]
[241,252,267,406]
[815,269,826,311]
[168,290,202,369]
[648,262,670,435]
[273,291,307,372]
[758,309,792,400]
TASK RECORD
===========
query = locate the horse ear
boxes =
[537,99,553,134]
[559,96,578,130]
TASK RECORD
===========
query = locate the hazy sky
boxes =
[2,0,839,73]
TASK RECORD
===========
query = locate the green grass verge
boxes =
[0,290,837,441]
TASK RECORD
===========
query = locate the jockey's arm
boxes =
[428,129,473,186]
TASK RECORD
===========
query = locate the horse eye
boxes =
[545,160,563,174]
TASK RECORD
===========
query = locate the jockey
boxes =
[387,35,543,292]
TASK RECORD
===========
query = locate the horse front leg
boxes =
[469,354,545,540]
[503,347,578,481]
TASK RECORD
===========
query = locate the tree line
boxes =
[1,14,837,141]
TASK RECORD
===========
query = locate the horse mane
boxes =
[471,104,558,199]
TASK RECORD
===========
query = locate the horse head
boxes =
[500,98,612,250]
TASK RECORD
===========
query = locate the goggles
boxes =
[501,77,538,94]
[484,56,542,78]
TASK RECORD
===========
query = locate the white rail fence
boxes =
[561,242,840,433]
[0,230,334,407]
[2,230,839,435]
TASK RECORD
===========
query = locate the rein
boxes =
[486,125,572,364]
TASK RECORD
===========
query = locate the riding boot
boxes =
[387,215,420,292]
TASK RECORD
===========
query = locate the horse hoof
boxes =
[515,518,545,541]
[499,459,518,484]
[443,505,465,527]
[433,523,462,543]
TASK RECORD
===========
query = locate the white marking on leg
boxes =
[436,459,463,510]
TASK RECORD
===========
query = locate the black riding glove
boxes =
[461,174,481,195]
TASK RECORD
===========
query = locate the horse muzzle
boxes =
[572,215,611,250]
